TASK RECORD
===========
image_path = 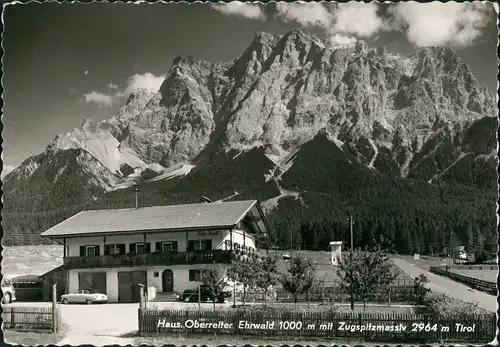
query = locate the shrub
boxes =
[475,249,490,264]
[422,291,491,317]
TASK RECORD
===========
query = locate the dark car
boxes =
[181,285,231,303]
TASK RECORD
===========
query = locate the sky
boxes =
[1,2,498,176]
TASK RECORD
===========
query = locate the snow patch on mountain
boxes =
[48,119,149,175]
[148,163,195,182]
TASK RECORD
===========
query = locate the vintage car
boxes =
[61,289,108,304]
[1,277,17,304]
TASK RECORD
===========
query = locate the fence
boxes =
[1,305,61,331]
[233,286,427,305]
[429,267,497,296]
[138,308,496,342]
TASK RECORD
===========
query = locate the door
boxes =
[78,272,107,295]
[118,272,133,303]
[162,269,174,292]
[118,271,147,303]
[131,271,147,303]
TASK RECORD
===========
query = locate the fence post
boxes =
[139,286,145,310]
[10,308,15,329]
[52,284,57,333]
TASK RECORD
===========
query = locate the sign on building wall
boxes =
[196,230,219,237]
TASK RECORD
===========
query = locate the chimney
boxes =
[134,182,141,208]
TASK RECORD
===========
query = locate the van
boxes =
[1,277,17,304]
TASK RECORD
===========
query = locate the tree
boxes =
[279,256,316,308]
[413,274,430,304]
[227,258,257,307]
[336,247,399,310]
[201,266,229,310]
[253,254,279,307]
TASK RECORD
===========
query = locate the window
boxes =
[188,239,212,252]
[80,245,100,257]
[109,244,120,255]
[154,272,159,278]
[135,243,146,254]
[162,242,173,252]
[85,245,96,257]
[189,269,203,281]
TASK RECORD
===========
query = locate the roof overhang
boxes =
[44,224,236,240]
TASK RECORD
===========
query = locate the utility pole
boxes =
[134,182,141,209]
[350,215,354,251]
[448,228,452,267]
[348,214,355,311]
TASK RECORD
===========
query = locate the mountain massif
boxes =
[2,29,498,255]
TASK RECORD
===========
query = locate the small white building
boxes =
[330,241,342,265]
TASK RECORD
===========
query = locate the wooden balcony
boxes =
[63,250,233,269]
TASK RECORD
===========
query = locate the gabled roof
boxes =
[41,200,263,238]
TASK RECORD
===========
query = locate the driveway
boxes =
[392,257,497,313]
[56,303,138,346]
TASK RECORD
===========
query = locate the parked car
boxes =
[1,277,17,304]
[61,289,107,304]
[181,285,231,303]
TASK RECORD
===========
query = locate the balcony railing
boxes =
[63,250,233,269]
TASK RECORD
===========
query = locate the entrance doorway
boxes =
[162,269,174,292]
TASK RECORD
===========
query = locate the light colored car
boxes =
[61,289,107,305]
[1,277,17,304]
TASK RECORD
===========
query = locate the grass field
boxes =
[266,250,413,286]
[1,245,64,278]
[449,269,497,282]
[2,330,64,346]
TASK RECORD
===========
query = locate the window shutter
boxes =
[146,243,151,253]
[94,245,100,256]
[104,245,110,255]
[80,246,85,257]
[189,270,194,281]
[205,240,212,250]
[187,240,194,252]
[155,242,162,252]
[119,244,126,255]
[129,243,135,253]
[172,241,178,252]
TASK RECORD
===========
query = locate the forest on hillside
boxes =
[2,141,497,255]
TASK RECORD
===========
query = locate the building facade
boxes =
[40,200,270,303]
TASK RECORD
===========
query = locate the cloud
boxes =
[330,34,358,47]
[275,2,386,38]
[388,2,492,47]
[273,2,490,48]
[275,2,333,28]
[2,164,16,179]
[83,73,166,107]
[83,91,114,107]
[114,72,166,98]
[332,2,388,38]
[211,2,266,20]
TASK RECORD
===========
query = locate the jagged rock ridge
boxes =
[2,29,497,245]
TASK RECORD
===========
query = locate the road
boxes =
[392,257,497,313]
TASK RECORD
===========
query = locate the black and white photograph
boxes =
[1,1,498,346]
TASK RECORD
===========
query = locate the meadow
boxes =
[1,245,64,278]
